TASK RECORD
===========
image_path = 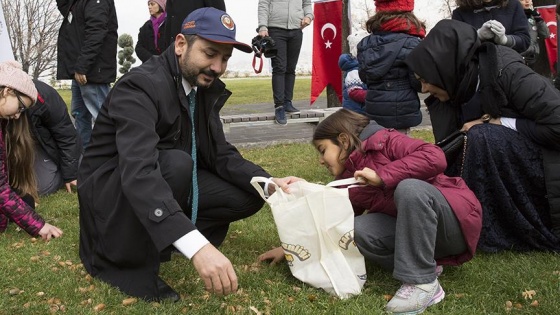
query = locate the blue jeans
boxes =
[71,80,109,149]
[268,28,303,107]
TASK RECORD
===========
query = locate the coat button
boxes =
[154,208,163,217]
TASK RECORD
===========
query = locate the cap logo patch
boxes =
[182,21,196,30]
[221,14,235,31]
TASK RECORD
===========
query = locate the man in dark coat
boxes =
[78,7,294,302]
[56,0,118,150]
[162,0,225,48]
[27,80,80,196]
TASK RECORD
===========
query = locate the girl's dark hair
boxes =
[455,0,508,9]
[312,109,370,163]
[365,11,426,34]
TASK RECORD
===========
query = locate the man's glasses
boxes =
[14,91,31,114]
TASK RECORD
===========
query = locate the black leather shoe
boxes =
[157,277,180,302]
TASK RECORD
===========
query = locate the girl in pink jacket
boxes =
[0,61,62,240]
[261,108,481,315]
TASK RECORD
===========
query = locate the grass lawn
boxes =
[3,78,557,314]
[1,139,559,314]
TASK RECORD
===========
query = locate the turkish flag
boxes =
[536,5,557,74]
[311,0,342,104]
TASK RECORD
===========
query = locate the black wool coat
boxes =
[77,46,270,276]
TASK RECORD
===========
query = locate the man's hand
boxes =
[191,244,238,296]
[74,73,87,85]
[269,176,304,195]
[301,16,312,29]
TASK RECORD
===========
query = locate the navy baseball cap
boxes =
[181,7,252,53]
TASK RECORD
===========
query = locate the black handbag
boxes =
[436,130,467,172]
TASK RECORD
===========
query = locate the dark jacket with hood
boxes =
[357,32,422,130]
[27,80,80,183]
[56,0,118,83]
[340,122,482,265]
[77,46,270,280]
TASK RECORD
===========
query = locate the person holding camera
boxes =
[257,0,314,125]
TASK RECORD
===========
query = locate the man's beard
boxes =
[179,50,219,88]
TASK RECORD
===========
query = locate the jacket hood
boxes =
[338,53,359,71]
[359,121,385,141]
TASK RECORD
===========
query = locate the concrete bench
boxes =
[220,107,341,133]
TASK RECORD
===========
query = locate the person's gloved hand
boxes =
[477,21,494,40]
[489,20,508,45]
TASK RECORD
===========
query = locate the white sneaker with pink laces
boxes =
[385,279,445,314]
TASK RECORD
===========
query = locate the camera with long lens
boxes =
[251,35,277,58]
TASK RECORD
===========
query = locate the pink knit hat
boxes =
[0,61,37,103]
[149,0,166,12]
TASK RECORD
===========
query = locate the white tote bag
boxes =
[251,177,367,299]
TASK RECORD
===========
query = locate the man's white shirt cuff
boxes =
[173,230,210,259]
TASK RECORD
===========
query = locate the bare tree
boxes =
[439,0,456,19]
[1,0,60,79]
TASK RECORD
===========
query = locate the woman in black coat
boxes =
[135,0,167,63]
[405,19,560,253]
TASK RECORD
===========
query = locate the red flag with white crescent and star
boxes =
[536,5,557,75]
[311,0,342,105]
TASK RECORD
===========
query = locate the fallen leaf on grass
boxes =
[36,291,45,296]
[249,306,262,314]
[30,256,40,262]
[122,298,137,306]
[530,300,539,307]
[514,303,523,309]
[308,294,317,302]
[9,288,21,295]
[93,303,105,311]
[382,294,393,301]
[292,286,301,293]
[522,289,536,300]
[454,293,466,298]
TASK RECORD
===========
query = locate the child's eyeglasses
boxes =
[14,91,31,114]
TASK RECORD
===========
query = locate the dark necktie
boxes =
[188,90,198,224]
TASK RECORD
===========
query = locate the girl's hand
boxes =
[65,180,77,193]
[258,247,285,265]
[354,167,383,187]
[38,223,63,241]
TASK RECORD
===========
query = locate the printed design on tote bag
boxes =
[339,230,356,250]
[281,243,311,265]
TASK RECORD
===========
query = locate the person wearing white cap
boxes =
[0,60,63,241]
[78,7,296,302]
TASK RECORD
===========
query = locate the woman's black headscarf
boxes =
[405,19,481,104]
